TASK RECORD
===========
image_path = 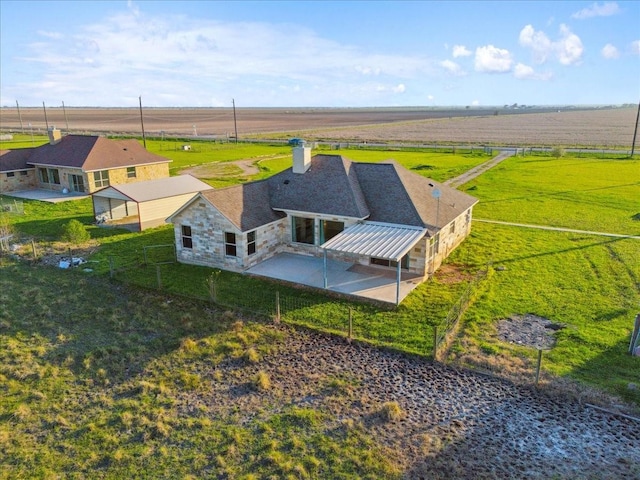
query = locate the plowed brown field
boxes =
[0,106,636,147]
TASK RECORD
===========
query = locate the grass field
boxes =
[0,261,401,479]
[2,138,639,477]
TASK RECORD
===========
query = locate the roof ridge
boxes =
[386,161,427,228]
[339,156,370,219]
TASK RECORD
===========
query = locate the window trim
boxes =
[225,231,237,257]
[181,225,193,249]
[292,216,315,245]
[94,170,110,188]
[126,167,136,178]
[247,230,256,256]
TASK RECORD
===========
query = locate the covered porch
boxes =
[245,252,423,305]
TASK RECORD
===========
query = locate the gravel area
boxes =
[184,323,640,479]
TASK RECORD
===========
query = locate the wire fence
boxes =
[0,197,24,215]
[106,245,493,359]
[432,267,493,361]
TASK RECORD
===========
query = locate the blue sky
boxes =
[1,0,638,107]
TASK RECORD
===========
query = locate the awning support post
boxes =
[396,261,401,305]
[323,249,328,289]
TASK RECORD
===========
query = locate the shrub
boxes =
[61,219,90,244]
[379,401,403,422]
[253,370,271,391]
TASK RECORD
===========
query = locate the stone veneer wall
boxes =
[427,207,473,274]
[172,199,286,272]
[171,201,473,280]
[0,170,37,193]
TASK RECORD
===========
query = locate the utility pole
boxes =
[43,101,49,130]
[16,100,24,134]
[631,99,640,157]
[62,101,69,131]
[139,96,147,149]
[232,98,238,144]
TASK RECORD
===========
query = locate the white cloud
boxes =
[440,59,465,76]
[571,2,621,19]
[601,43,620,59]
[519,24,583,66]
[37,30,64,40]
[471,100,480,106]
[12,6,439,107]
[631,40,640,56]
[519,24,553,63]
[474,45,513,73]
[452,45,472,58]
[513,63,553,80]
[556,25,584,65]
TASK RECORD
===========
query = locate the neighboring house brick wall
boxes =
[0,170,37,193]
[108,163,170,186]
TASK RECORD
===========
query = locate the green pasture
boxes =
[464,155,640,235]
[0,261,400,479]
[1,150,639,408]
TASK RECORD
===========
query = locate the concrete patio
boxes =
[245,252,423,305]
[3,189,88,203]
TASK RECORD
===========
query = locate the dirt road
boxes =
[444,150,515,188]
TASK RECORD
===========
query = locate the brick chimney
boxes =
[48,126,62,145]
[292,145,311,174]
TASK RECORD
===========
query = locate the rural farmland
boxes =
[0,105,637,148]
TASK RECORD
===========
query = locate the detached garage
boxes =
[92,175,212,231]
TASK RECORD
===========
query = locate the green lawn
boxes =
[2,149,638,408]
[448,153,640,404]
[0,260,400,479]
[463,155,640,235]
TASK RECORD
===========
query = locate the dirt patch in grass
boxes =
[434,264,475,284]
[180,159,260,178]
[497,313,564,350]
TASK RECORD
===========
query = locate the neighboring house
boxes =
[168,146,478,287]
[0,127,171,195]
[92,175,213,231]
[0,148,37,192]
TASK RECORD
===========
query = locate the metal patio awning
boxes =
[321,221,427,261]
[320,222,427,305]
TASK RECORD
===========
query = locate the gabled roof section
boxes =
[388,161,478,230]
[25,135,171,171]
[353,161,477,232]
[200,181,286,232]
[0,148,36,172]
[268,154,369,219]
[93,175,212,203]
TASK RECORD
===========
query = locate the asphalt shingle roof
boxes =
[0,149,35,172]
[200,180,286,232]
[268,154,370,218]
[19,135,170,171]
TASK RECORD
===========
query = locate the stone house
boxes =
[168,146,478,285]
[0,127,171,195]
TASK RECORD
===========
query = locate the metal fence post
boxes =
[535,349,542,385]
[109,256,115,278]
[156,265,162,289]
[275,291,280,323]
[433,326,438,361]
[348,308,353,343]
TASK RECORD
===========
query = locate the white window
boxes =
[247,231,256,255]
[225,232,237,257]
[94,170,109,188]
